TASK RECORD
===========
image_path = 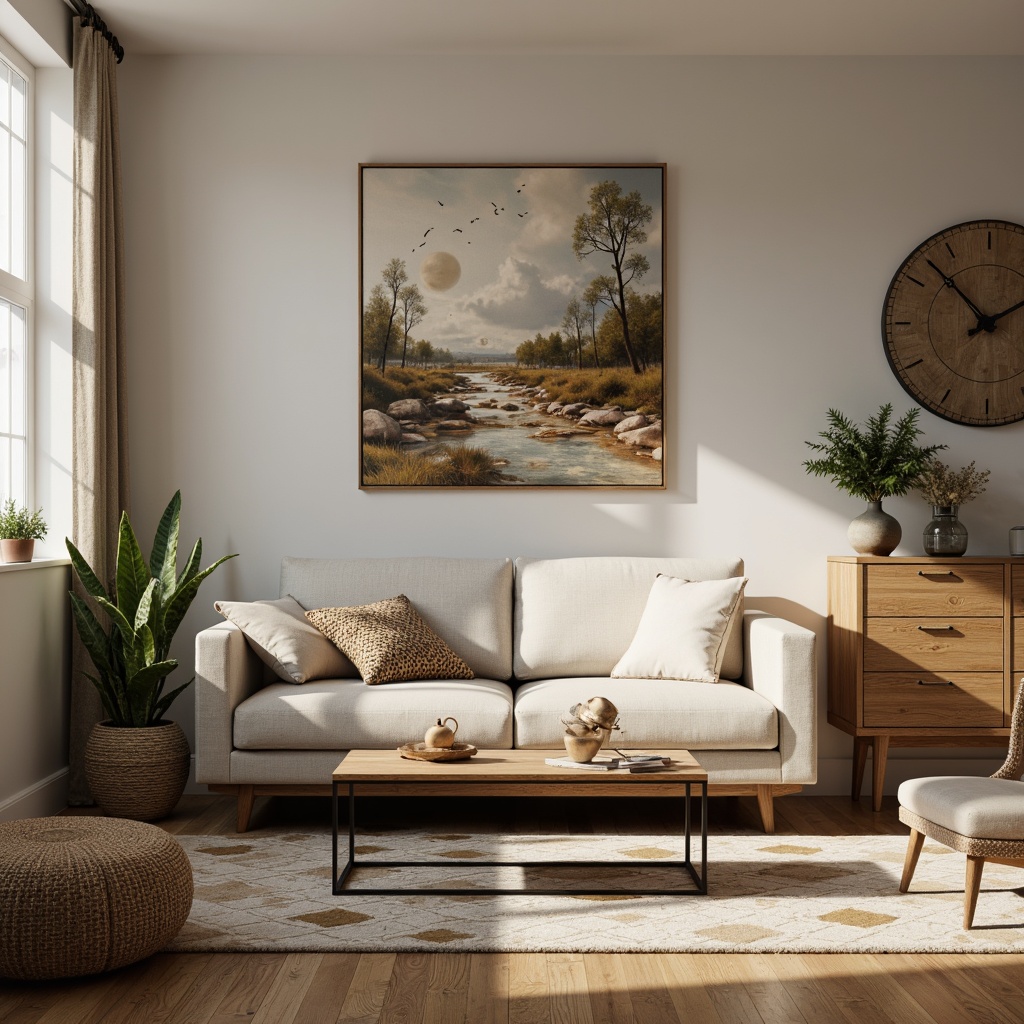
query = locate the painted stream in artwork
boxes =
[416,372,661,486]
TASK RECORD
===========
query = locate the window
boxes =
[0,40,30,508]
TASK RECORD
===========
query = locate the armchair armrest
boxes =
[742,610,817,784]
[195,621,264,784]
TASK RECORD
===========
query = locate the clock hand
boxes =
[968,296,1024,336]
[925,259,990,322]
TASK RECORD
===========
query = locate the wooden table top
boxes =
[333,749,707,784]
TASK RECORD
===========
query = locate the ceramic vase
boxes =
[0,538,34,563]
[848,500,901,556]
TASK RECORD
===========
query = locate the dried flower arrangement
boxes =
[915,460,990,507]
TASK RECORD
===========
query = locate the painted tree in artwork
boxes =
[561,297,587,371]
[375,258,408,375]
[398,283,428,369]
[572,181,653,375]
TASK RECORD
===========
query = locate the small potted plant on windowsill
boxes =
[0,499,47,563]
[803,404,946,556]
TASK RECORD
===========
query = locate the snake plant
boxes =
[67,491,237,727]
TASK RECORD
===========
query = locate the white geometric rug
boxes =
[169,831,1024,953]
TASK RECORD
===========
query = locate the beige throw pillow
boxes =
[214,596,356,684]
[306,595,475,686]
[611,574,748,683]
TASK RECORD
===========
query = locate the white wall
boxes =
[115,56,1024,793]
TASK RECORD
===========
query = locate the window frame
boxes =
[0,33,33,509]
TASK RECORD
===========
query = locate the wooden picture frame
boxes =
[359,164,665,489]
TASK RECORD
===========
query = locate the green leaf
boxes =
[134,578,158,632]
[162,553,237,643]
[95,594,136,650]
[84,670,125,725]
[126,660,178,725]
[115,513,151,623]
[176,538,202,588]
[152,678,193,722]
[150,491,181,595]
[140,623,156,666]
[65,539,110,603]
[69,593,115,679]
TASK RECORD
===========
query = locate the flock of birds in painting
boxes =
[410,183,529,252]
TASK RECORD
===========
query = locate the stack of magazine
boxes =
[543,753,673,773]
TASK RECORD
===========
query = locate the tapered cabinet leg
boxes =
[852,737,870,801]
[871,735,889,812]
[899,828,925,892]
[236,785,256,833]
[756,785,775,834]
[964,856,986,929]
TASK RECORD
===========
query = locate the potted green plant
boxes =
[67,491,236,820]
[916,459,990,556]
[0,499,47,563]
[803,404,946,556]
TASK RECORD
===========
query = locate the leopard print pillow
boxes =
[305,595,474,685]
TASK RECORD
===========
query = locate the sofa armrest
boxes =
[742,610,817,784]
[195,621,264,784]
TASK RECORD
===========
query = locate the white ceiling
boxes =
[93,0,1024,57]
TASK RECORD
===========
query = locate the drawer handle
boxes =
[917,570,960,579]
[917,679,955,686]
[916,624,956,632]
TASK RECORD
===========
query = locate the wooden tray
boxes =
[398,742,478,762]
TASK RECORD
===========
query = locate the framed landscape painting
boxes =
[359,164,665,489]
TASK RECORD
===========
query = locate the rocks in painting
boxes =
[402,433,427,444]
[501,403,520,412]
[617,422,663,449]
[614,414,648,435]
[436,420,472,431]
[559,403,590,419]
[533,402,550,411]
[363,409,403,443]
[546,402,564,414]
[578,408,626,428]
[652,447,663,461]
[386,398,430,422]
[530,427,584,439]
[432,398,470,415]
[476,400,498,409]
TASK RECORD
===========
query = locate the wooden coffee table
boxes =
[331,749,708,897]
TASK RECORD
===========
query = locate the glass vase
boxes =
[922,505,968,557]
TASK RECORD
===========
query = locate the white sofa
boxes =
[195,555,816,831]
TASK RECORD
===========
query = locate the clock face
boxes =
[883,220,1024,426]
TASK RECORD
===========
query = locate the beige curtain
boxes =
[68,16,130,804]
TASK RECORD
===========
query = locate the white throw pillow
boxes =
[214,595,356,684]
[610,574,748,683]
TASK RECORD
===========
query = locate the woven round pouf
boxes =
[0,817,193,980]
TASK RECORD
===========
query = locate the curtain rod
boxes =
[65,0,125,63]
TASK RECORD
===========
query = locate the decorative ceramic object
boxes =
[0,538,34,563]
[398,742,477,762]
[424,717,458,749]
[923,505,969,557]
[84,720,191,821]
[563,734,603,763]
[1011,526,1024,556]
[848,500,902,556]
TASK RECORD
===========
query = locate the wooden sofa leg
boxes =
[236,785,256,833]
[899,828,925,892]
[964,856,986,929]
[756,785,775,834]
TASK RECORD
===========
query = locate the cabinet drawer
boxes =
[1014,565,1024,616]
[865,564,1003,617]
[1014,616,1024,675]
[864,618,1003,672]
[863,673,1004,727]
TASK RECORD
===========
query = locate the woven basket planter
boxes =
[0,816,193,980]
[85,720,191,821]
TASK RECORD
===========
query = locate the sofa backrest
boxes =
[280,556,514,681]
[514,556,745,681]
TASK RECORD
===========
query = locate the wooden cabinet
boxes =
[828,556,1020,810]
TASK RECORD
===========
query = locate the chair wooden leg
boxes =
[964,856,986,929]
[756,785,775,834]
[236,785,256,833]
[852,737,870,801]
[899,828,925,892]
[871,735,889,812]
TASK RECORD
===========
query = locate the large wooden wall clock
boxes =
[883,219,1024,426]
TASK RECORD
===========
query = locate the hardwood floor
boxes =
[3,793,1023,1023]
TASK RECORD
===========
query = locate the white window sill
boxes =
[0,556,71,574]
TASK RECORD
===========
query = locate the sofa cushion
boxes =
[611,575,747,683]
[214,596,357,683]
[306,595,474,685]
[513,677,777,749]
[281,557,513,680]
[234,678,514,750]
[514,556,745,681]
